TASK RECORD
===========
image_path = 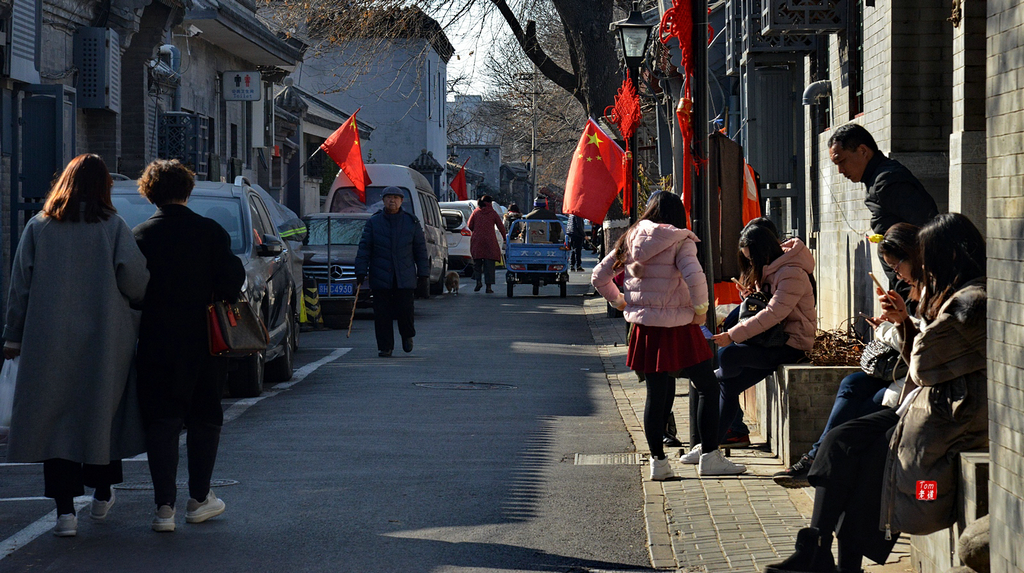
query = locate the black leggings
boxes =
[643,358,719,458]
[807,408,901,567]
[43,459,123,515]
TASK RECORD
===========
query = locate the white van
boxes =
[324,165,448,295]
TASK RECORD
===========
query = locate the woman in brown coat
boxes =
[466,195,506,293]
[765,213,987,573]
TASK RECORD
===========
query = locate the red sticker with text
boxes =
[916,481,938,501]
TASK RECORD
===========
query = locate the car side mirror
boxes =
[258,234,284,257]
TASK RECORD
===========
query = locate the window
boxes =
[304,217,366,246]
[849,0,864,117]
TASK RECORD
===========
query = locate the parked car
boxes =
[111,178,299,398]
[301,212,372,325]
[440,208,473,275]
[324,164,448,295]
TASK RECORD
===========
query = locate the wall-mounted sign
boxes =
[223,71,262,101]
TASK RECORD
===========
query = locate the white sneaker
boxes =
[90,489,115,521]
[649,456,674,481]
[679,444,702,464]
[152,505,176,532]
[698,449,746,476]
[186,491,226,523]
[53,513,77,537]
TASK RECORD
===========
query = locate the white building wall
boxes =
[293,38,447,191]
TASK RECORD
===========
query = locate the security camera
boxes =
[186,25,202,37]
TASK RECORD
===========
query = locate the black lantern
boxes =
[610,1,654,72]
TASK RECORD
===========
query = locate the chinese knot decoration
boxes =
[603,72,642,216]
[660,0,710,228]
[604,72,642,140]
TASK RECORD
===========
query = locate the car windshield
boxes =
[111,194,248,254]
[510,220,564,244]
[304,217,366,246]
[329,186,414,216]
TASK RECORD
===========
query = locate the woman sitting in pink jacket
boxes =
[592,192,745,479]
[705,225,816,447]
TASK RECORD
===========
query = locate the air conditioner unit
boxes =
[8,0,41,83]
[75,27,121,112]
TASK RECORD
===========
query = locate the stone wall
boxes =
[985,0,1024,571]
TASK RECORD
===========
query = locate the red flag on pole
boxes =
[561,119,625,224]
[450,157,469,201]
[320,109,372,202]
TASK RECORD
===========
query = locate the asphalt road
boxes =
[0,253,652,572]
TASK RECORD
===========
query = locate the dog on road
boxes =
[445,271,461,295]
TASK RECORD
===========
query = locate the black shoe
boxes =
[773,454,814,489]
[663,436,683,448]
[485,286,494,293]
[474,282,482,292]
[764,527,837,573]
[378,350,392,357]
[402,337,413,353]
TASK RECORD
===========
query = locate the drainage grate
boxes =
[414,382,517,390]
[114,478,240,491]
[573,453,645,466]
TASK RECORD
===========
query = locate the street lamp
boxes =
[611,2,654,73]
[609,2,654,223]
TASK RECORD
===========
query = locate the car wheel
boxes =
[228,351,265,398]
[507,283,513,298]
[532,283,540,296]
[430,263,445,295]
[559,282,567,298]
[266,319,294,383]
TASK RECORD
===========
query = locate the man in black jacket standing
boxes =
[827,123,939,289]
[355,187,429,357]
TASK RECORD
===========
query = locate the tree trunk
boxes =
[553,0,620,118]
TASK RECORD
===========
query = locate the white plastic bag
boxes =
[0,356,18,427]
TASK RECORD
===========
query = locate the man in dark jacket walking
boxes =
[355,187,429,357]
[827,123,939,289]
[566,214,586,271]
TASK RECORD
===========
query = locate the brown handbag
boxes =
[207,300,269,357]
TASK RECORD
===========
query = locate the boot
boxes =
[764,527,837,573]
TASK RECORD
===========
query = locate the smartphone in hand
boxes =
[868,271,885,293]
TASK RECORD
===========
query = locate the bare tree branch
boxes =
[487,0,579,102]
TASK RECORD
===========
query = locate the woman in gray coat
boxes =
[2,154,149,537]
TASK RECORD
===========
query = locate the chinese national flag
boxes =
[320,110,372,202]
[562,119,625,224]
[450,159,468,200]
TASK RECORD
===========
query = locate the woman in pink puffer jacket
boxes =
[592,192,745,480]
[709,224,816,441]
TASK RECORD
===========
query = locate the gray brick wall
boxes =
[986,0,1024,570]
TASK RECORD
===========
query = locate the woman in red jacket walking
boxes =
[467,195,506,293]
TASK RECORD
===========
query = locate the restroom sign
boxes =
[223,71,261,101]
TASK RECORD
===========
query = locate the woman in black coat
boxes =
[132,159,245,533]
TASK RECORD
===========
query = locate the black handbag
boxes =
[738,287,789,347]
[859,339,907,381]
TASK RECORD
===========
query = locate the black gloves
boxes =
[356,275,365,285]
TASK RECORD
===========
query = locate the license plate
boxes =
[318,283,354,296]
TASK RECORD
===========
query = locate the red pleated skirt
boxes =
[627,323,713,374]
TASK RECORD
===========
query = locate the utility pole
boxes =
[529,64,538,203]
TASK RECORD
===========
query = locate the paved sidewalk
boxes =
[583,297,912,572]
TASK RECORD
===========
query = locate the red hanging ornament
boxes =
[604,72,642,140]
